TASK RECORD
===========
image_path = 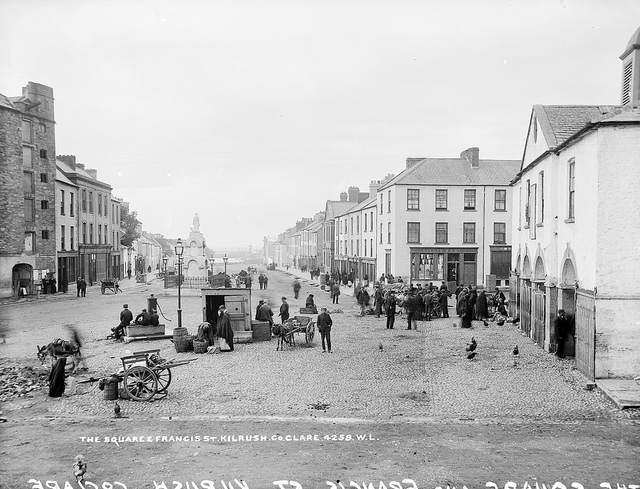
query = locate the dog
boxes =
[272,323,293,351]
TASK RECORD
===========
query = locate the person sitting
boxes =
[134,308,152,326]
[150,310,160,326]
[305,294,318,314]
[112,303,133,340]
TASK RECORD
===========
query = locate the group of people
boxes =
[112,304,161,340]
[455,286,507,328]
[76,277,87,297]
[258,274,269,290]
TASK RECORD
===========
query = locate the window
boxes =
[89,223,94,244]
[104,196,108,218]
[524,180,531,228]
[41,200,49,210]
[407,189,420,210]
[380,194,383,214]
[82,189,87,212]
[380,224,383,244]
[24,232,35,254]
[495,189,506,211]
[387,222,391,244]
[40,149,47,159]
[464,189,476,210]
[356,240,359,256]
[407,222,420,243]
[82,222,87,243]
[70,226,74,250]
[42,230,49,239]
[370,211,373,231]
[23,172,34,193]
[364,213,367,232]
[104,225,108,245]
[40,173,48,183]
[112,204,115,223]
[350,217,353,234]
[61,225,65,250]
[463,222,476,243]
[370,239,373,257]
[494,222,506,244]
[98,194,102,215]
[23,146,33,168]
[356,215,359,233]
[387,190,391,213]
[22,120,32,143]
[98,224,102,244]
[70,193,74,217]
[568,161,575,220]
[435,222,448,243]
[60,190,65,215]
[435,189,448,210]
[89,191,93,213]
[24,199,34,221]
[538,171,544,224]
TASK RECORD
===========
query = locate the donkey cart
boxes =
[100,278,120,294]
[276,315,316,348]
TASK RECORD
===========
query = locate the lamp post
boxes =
[175,238,184,329]
[223,253,228,276]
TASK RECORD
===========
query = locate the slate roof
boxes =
[379,157,519,190]
[336,195,376,217]
[534,105,620,148]
[55,167,78,187]
[325,200,357,219]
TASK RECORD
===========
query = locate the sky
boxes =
[1,0,639,251]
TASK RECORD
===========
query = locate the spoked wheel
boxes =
[124,365,158,401]
[305,322,315,343]
[155,367,172,393]
[431,304,442,318]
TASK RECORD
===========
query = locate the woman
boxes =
[460,291,473,328]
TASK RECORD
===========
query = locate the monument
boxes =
[184,213,208,278]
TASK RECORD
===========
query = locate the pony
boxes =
[271,323,293,351]
[37,326,84,373]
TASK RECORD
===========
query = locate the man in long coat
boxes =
[373,286,383,318]
[439,289,450,318]
[476,290,489,320]
[217,305,234,351]
[279,297,289,324]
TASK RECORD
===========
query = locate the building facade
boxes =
[0,82,57,297]
[377,149,519,288]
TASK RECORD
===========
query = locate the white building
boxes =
[509,26,640,380]
[377,149,519,288]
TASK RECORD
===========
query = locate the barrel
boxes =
[174,335,190,353]
[103,378,119,400]
[173,327,188,338]
[251,320,272,342]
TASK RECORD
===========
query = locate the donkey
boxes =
[272,323,293,351]
[37,336,83,373]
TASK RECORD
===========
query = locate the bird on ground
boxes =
[467,351,477,360]
[483,320,489,327]
[114,401,121,417]
[465,337,477,352]
[512,345,519,366]
[513,345,519,356]
[378,341,383,351]
[73,455,87,482]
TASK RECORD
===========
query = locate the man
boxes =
[76,277,83,298]
[258,274,264,290]
[293,279,301,299]
[440,281,448,293]
[555,309,572,358]
[405,289,417,330]
[305,294,317,314]
[255,299,264,320]
[217,305,234,351]
[356,286,369,316]
[317,307,333,353]
[134,308,152,326]
[420,290,430,321]
[279,297,289,324]
[439,287,450,318]
[373,285,383,318]
[127,267,132,280]
[113,304,133,341]
[385,292,397,329]
[79,277,87,297]
[257,300,274,326]
[263,275,268,289]
[332,282,340,304]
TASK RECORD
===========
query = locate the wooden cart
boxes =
[101,278,121,294]
[281,315,316,345]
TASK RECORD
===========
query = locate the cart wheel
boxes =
[101,286,105,294]
[432,304,442,318]
[155,367,172,393]
[305,322,315,343]
[124,366,158,401]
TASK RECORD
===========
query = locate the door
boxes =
[521,280,531,337]
[225,295,250,333]
[575,290,595,381]
[532,284,545,348]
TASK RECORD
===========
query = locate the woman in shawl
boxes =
[216,305,234,351]
[476,290,489,320]
[460,291,473,328]
[48,357,67,397]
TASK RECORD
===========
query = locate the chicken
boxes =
[378,341,383,351]
[483,320,488,327]
[513,345,519,356]
[114,401,121,417]
[467,351,477,360]
[512,345,519,366]
[465,337,477,352]
[73,455,87,482]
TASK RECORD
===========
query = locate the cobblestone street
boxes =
[1,265,639,485]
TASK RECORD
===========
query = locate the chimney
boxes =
[369,180,382,197]
[461,147,480,168]
[76,163,85,170]
[406,158,424,169]
[57,155,76,170]
[86,168,98,180]
[340,192,348,202]
[348,186,359,202]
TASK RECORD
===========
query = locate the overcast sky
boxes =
[1,1,638,251]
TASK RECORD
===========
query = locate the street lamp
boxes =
[223,253,228,276]
[175,238,184,329]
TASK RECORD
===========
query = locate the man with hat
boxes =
[217,305,234,351]
[373,285,383,318]
[305,293,317,314]
[279,297,289,324]
[255,299,264,320]
[257,299,274,326]
[112,304,133,341]
[134,308,152,326]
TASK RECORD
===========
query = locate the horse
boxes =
[37,337,82,373]
[271,323,293,351]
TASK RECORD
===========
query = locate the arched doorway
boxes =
[186,259,200,277]
[12,264,33,297]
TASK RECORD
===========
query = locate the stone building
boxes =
[377,150,519,288]
[509,25,640,380]
[0,82,57,297]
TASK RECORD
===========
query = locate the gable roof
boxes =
[380,156,519,190]
[534,105,619,149]
[325,200,357,219]
[336,195,376,217]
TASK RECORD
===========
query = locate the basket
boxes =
[174,335,192,353]
[103,379,119,400]
[193,339,209,354]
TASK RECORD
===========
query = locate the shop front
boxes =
[409,247,478,287]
